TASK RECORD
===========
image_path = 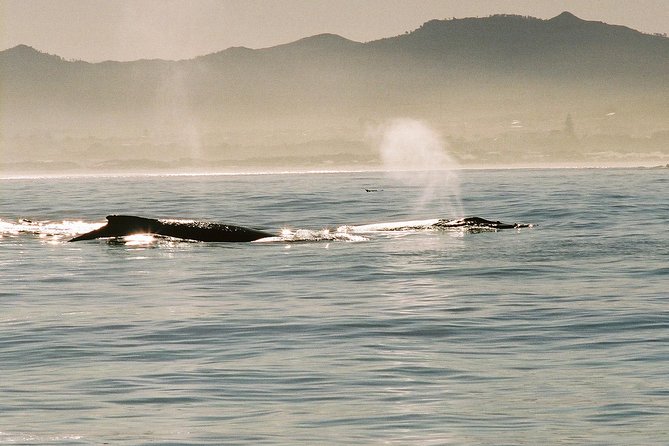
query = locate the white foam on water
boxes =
[0,218,104,241]
[343,218,441,233]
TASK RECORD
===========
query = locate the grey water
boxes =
[0,168,667,445]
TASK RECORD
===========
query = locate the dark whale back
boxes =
[155,218,273,242]
[70,215,274,242]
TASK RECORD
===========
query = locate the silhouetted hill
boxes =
[370,12,668,79]
[1,13,668,169]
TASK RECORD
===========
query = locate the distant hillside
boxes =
[1,12,668,170]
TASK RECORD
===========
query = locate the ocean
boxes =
[0,168,667,445]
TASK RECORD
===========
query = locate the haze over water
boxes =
[1,168,667,445]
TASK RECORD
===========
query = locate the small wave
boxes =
[342,218,441,233]
[255,228,368,243]
[254,216,519,243]
[0,218,104,241]
[0,431,83,443]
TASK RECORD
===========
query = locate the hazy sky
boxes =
[2,0,668,61]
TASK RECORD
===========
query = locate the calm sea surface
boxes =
[0,168,667,445]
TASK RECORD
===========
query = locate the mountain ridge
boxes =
[2,12,667,63]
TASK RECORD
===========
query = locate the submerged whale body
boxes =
[69,215,274,242]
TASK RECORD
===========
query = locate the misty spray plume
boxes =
[155,67,203,161]
[373,118,463,218]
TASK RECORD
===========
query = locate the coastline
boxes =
[2,160,667,180]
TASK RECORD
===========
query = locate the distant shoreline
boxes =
[2,161,667,180]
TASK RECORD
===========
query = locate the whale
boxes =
[432,216,531,230]
[69,215,531,243]
[345,216,532,233]
[69,215,274,242]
